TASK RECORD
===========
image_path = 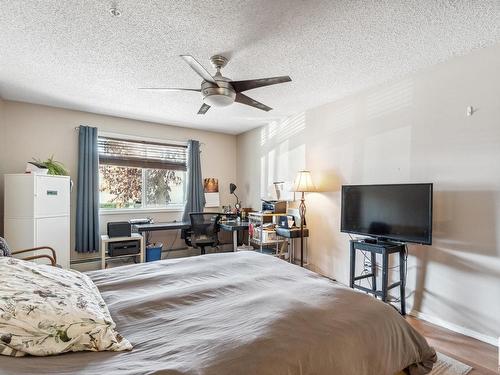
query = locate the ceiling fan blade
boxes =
[230,76,291,93]
[180,55,219,85]
[138,88,201,92]
[235,93,272,112]
[198,103,211,115]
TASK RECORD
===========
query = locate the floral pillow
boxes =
[0,237,11,257]
[0,257,132,356]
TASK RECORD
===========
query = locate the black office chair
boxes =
[189,212,221,255]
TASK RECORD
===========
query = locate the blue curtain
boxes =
[182,140,205,222]
[75,126,99,253]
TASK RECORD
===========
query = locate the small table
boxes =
[349,240,406,315]
[275,227,309,264]
[219,221,249,251]
[100,233,145,269]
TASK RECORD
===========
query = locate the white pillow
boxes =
[0,257,132,356]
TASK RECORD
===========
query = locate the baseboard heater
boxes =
[70,246,189,265]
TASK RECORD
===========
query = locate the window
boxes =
[98,136,187,210]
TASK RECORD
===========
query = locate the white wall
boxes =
[237,43,500,343]
[0,97,4,162]
[0,97,5,234]
[0,100,237,264]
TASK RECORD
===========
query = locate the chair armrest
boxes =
[12,246,57,263]
[19,254,56,266]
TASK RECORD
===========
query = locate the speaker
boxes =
[107,221,131,238]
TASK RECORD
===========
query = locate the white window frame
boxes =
[98,131,188,215]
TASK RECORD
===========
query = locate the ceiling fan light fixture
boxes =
[203,94,234,107]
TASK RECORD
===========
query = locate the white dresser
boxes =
[4,174,71,268]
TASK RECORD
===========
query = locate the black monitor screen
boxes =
[341,183,433,244]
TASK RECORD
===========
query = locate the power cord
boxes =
[349,234,373,288]
[163,229,180,259]
[349,234,409,305]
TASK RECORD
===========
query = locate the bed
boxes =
[0,251,436,375]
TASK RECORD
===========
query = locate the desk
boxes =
[219,221,249,251]
[134,221,191,254]
[134,220,248,253]
[134,221,191,233]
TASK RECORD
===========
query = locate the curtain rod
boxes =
[74,126,205,146]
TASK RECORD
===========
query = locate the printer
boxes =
[261,199,287,214]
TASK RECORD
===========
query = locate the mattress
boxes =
[0,251,436,375]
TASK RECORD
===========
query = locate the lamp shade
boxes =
[292,170,315,192]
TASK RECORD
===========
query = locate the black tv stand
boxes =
[349,239,406,315]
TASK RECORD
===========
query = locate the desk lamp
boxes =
[229,183,241,210]
[292,170,315,267]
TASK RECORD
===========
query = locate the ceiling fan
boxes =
[139,55,292,115]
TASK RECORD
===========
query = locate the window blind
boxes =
[98,136,187,171]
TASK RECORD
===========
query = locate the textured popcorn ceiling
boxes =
[1,1,500,134]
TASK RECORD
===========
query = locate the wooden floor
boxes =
[406,316,499,374]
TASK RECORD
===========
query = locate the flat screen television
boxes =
[341,183,433,245]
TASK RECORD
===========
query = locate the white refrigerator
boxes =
[4,174,71,269]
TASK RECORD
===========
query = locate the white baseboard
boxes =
[409,310,498,347]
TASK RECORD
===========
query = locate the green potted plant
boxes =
[32,156,69,176]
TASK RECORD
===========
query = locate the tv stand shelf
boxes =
[349,239,406,315]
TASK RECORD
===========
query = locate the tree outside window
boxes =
[98,136,187,210]
[99,166,185,209]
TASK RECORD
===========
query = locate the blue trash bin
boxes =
[146,242,163,262]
